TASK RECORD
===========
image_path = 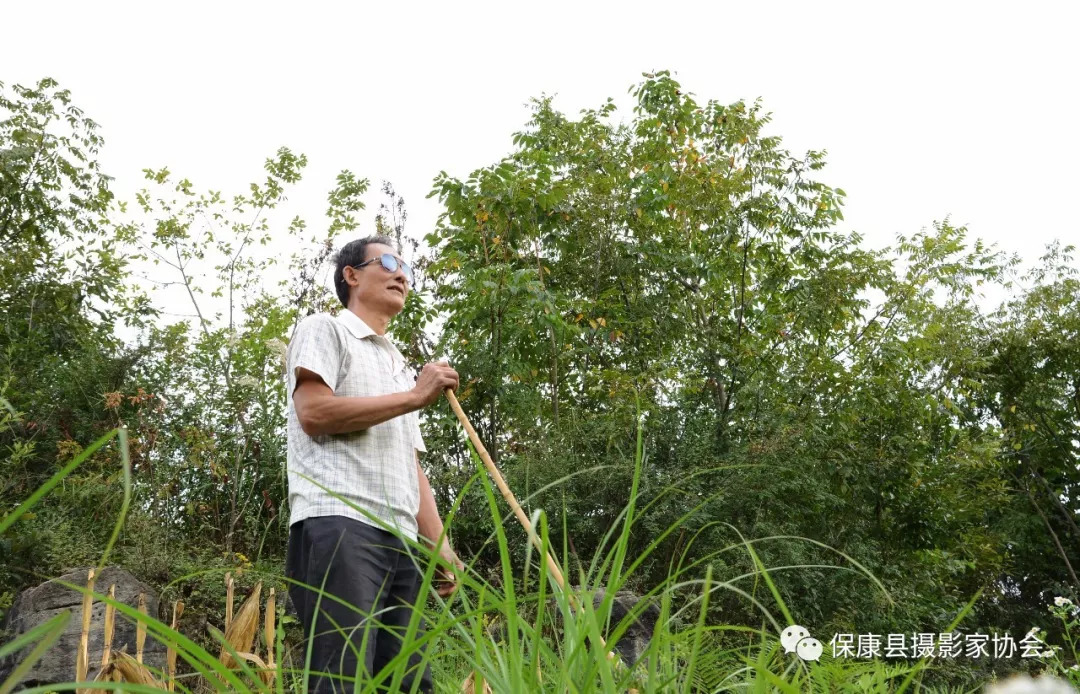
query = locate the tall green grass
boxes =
[1,407,990,693]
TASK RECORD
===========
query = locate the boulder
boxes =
[592,588,661,665]
[0,567,166,688]
[486,586,661,666]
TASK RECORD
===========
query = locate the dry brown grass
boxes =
[136,592,148,663]
[225,572,234,631]
[217,582,262,669]
[460,671,494,694]
[77,572,280,690]
[110,652,164,688]
[166,600,184,692]
[99,585,116,673]
[260,587,276,687]
[75,568,95,689]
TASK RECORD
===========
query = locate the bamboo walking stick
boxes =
[447,388,626,693]
[444,390,597,630]
[437,367,637,690]
[444,391,571,593]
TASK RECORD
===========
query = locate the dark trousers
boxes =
[286,516,434,693]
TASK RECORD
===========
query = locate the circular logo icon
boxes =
[781,625,810,654]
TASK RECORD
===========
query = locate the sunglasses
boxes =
[353,253,414,286]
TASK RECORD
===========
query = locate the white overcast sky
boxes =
[3,0,1078,309]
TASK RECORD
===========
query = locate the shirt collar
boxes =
[336,309,377,340]
[336,310,408,375]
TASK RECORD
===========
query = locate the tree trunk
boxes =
[1025,481,1079,585]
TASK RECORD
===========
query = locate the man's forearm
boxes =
[298,390,421,436]
[415,457,447,548]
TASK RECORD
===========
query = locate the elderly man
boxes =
[285,235,461,693]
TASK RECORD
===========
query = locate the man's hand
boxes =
[412,361,459,407]
[433,543,464,598]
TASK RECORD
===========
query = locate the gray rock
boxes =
[486,587,661,666]
[0,567,167,688]
[592,588,661,665]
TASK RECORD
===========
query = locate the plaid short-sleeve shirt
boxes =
[285,310,426,540]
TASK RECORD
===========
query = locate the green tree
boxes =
[0,78,147,606]
[977,243,1080,623]
[418,74,1039,675]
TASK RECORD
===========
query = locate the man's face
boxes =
[347,243,409,314]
